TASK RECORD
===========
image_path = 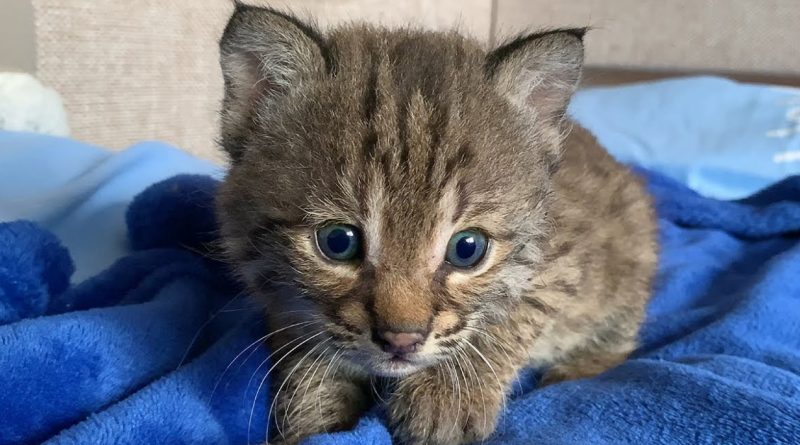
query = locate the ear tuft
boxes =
[218,6,329,162]
[486,28,586,125]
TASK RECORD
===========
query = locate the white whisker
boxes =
[210,320,317,403]
[248,330,326,445]
[271,342,325,440]
[463,339,507,430]
[443,356,461,436]
[298,345,333,417]
[209,322,318,401]
[316,350,343,432]
[178,291,247,369]
[279,339,331,436]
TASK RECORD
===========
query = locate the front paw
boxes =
[267,351,369,445]
[388,367,505,445]
[269,375,367,444]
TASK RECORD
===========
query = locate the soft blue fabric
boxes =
[0,131,224,282]
[570,76,800,199]
[0,175,271,445]
[1,134,799,444]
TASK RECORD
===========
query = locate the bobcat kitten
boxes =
[216,5,657,445]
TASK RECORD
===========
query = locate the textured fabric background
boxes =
[32,0,234,163]
[30,0,491,162]
[495,0,800,74]
[1,0,35,72]
[29,0,800,162]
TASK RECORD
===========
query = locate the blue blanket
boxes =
[570,77,800,200]
[2,160,800,444]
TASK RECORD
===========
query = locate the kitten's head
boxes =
[216,5,584,377]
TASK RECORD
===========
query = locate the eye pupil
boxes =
[456,236,476,259]
[326,228,352,254]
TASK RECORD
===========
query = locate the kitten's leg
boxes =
[267,348,368,445]
[539,332,636,386]
[387,335,525,445]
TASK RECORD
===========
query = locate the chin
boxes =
[343,349,445,378]
[348,354,433,378]
[371,359,425,377]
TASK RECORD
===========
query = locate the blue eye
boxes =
[316,224,361,261]
[445,229,488,268]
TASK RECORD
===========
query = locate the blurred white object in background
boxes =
[0,72,69,136]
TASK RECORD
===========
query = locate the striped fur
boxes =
[216,5,657,445]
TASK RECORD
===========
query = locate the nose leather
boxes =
[377,331,426,356]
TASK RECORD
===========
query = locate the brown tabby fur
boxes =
[215,4,658,445]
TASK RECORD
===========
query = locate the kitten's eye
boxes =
[316,224,361,262]
[445,229,488,268]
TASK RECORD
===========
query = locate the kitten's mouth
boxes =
[342,346,443,377]
[372,356,423,377]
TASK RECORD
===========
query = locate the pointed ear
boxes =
[219,4,330,162]
[485,29,585,125]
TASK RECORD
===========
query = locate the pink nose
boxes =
[377,331,426,356]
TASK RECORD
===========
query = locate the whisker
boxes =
[244,328,322,402]
[458,345,480,436]
[316,350,343,431]
[465,326,517,357]
[279,339,331,437]
[209,320,317,404]
[236,317,322,377]
[248,330,326,445]
[456,343,486,437]
[297,345,333,418]
[463,339,507,428]
[179,241,228,262]
[443,356,461,436]
[465,326,521,395]
[177,291,247,369]
[216,305,261,313]
[370,375,388,406]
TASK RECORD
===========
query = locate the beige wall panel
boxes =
[32,0,490,162]
[494,0,800,75]
[1,0,36,72]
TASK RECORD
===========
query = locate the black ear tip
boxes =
[230,0,249,13]
[228,2,282,20]
[230,2,269,19]
[485,27,587,75]
[231,0,259,11]
[563,27,589,41]
[224,1,250,31]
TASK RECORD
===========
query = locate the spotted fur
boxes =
[216,5,657,445]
